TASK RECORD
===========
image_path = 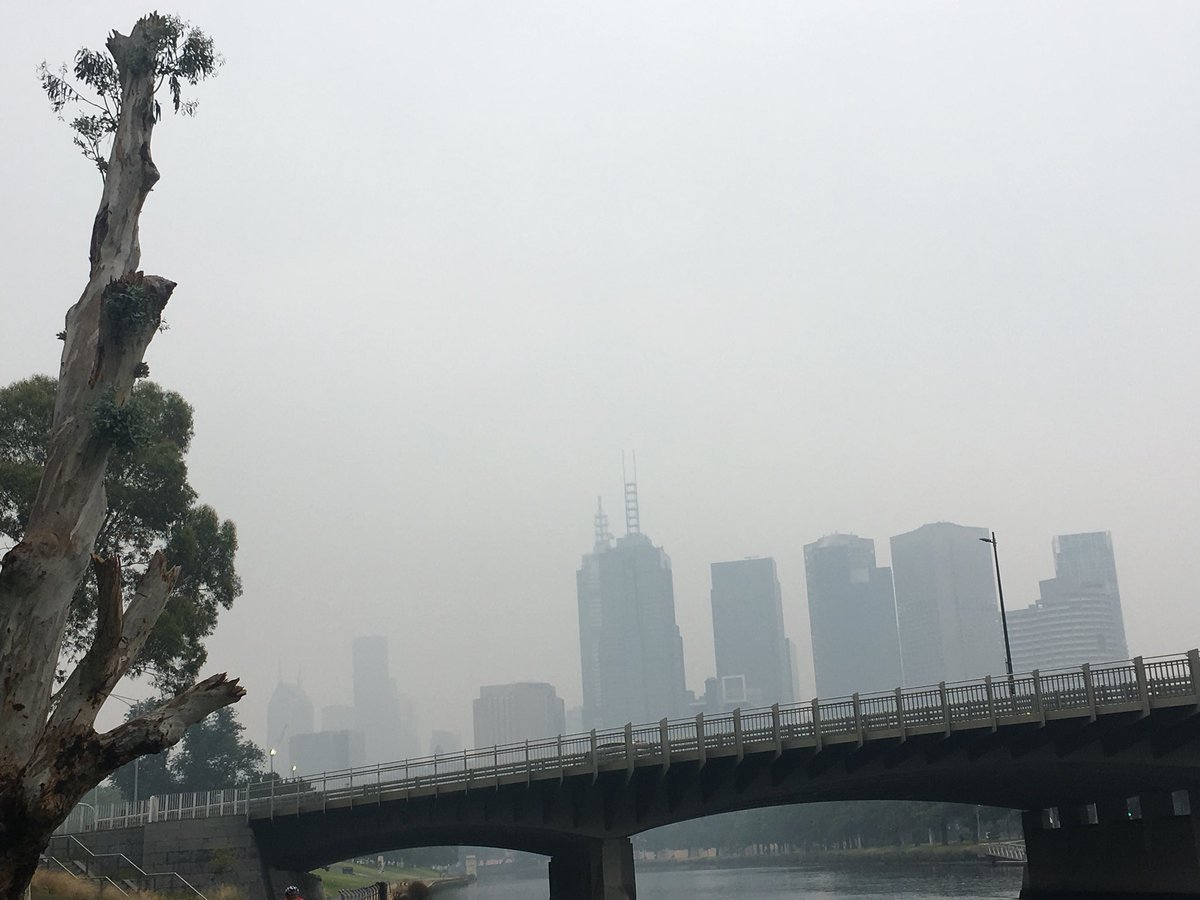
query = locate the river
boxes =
[455,863,1025,899]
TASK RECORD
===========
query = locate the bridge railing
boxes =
[81,649,1199,830]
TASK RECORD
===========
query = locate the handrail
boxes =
[75,649,1199,830]
[47,834,207,899]
[39,855,129,895]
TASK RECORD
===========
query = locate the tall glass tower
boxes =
[576,475,688,729]
[804,534,902,697]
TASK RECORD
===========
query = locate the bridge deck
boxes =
[79,650,1200,830]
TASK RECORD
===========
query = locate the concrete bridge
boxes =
[63,651,1200,899]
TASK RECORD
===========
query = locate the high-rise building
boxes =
[321,704,356,732]
[1009,531,1129,671]
[290,729,365,777]
[890,522,1005,685]
[803,534,902,697]
[576,476,688,730]
[709,557,795,709]
[266,681,314,775]
[352,635,418,763]
[472,682,567,746]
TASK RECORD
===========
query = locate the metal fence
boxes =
[75,649,1198,831]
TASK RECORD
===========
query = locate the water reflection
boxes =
[458,863,1024,899]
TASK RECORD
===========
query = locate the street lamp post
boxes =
[979,531,1015,682]
[269,747,277,777]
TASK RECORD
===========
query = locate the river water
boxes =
[456,863,1025,899]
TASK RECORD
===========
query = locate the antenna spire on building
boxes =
[623,450,640,535]
[593,496,612,549]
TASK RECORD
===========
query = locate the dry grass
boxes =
[32,870,101,900]
[32,868,226,900]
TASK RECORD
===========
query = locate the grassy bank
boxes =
[639,843,997,871]
[312,863,440,895]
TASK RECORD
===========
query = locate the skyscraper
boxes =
[352,635,418,763]
[709,557,795,709]
[576,475,688,729]
[803,534,902,697]
[1009,531,1129,671]
[472,682,567,746]
[890,522,1005,685]
[266,681,313,775]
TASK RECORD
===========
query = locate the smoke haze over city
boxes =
[1,1,1198,752]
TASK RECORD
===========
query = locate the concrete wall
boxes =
[49,818,284,900]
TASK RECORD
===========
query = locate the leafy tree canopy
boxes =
[110,701,263,800]
[38,14,221,177]
[0,375,240,692]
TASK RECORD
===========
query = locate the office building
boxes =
[709,557,795,709]
[1009,531,1129,671]
[890,522,1005,685]
[352,635,419,763]
[266,681,313,775]
[577,478,688,729]
[473,682,567,746]
[803,534,902,697]
[290,729,366,777]
[321,704,355,732]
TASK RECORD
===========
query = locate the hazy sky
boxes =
[2,2,1198,750]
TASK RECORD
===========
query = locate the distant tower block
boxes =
[623,451,640,535]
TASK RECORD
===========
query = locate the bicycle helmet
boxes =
[284,887,300,897]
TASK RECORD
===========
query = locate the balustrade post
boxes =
[811,698,822,752]
[733,709,744,762]
[493,746,499,790]
[1082,663,1097,721]
[524,740,531,784]
[1032,670,1046,726]
[852,693,863,746]
[984,676,996,732]
[590,729,599,781]
[1188,649,1200,704]
[696,713,706,769]
[1134,656,1151,717]
[660,718,672,771]
[938,682,950,736]
[557,735,564,781]
[771,704,782,758]
[269,773,275,821]
[895,687,907,741]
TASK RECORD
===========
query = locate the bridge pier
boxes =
[548,837,636,900]
[1021,792,1200,898]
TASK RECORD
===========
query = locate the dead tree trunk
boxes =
[0,17,241,898]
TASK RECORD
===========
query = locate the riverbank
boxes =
[637,843,1001,872]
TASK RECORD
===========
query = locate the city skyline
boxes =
[15,3,1193,752]
[262,518,1143,761]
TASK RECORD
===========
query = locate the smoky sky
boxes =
[2,2,1198,748]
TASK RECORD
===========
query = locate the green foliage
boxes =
[169,707,265,790]
[0,376,241,691]
[109,702,264,800]
[103,280,163,344]
[38,14,222,177]
[0,376,54,541]
[635,801,1020,853]
[90,392,151,454]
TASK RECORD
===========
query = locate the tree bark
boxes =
[0,16,241,899]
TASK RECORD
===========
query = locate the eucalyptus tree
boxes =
[0,16,241,896]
